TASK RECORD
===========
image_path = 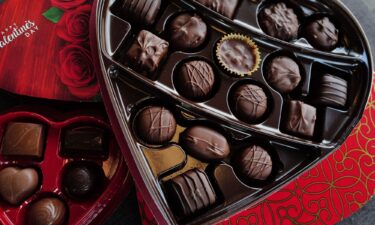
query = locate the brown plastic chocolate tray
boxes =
[91,0,373,224]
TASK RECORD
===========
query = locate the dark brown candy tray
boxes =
[92,0,373,224]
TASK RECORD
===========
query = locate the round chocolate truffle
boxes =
[231,84,268,123]
[135,106,177,145]
[236,145,272,181]
[267,56,301,93]
[305,17,339,51]
[216,34,260,77]
[169,13,207,51]
[175,60,215,101]
[27,198,67,225]
[259,2,299,41]
[62,162,105,200]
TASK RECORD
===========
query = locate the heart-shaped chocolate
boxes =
[0,167,39,205]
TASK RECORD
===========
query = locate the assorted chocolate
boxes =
[27,197,67,225]
[180,126,230,161]
[305,17,339,51]
[125,30,169,75]
[266,56,302,94]
[0,114,114,224]
[259,2,299,41]
[166,169,217,218]
[230,84,268,123]
[1,122,45,159]
[175,60,215,101]
[120,0,161,26]
[169,13,208,51]
[101,0,372,224]
[61,126,108,158]
[0,167,39,205]
[62,162,105,200]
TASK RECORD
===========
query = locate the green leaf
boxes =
[0,0,4,3]
[92,94,103,102]
[43,7,64,23]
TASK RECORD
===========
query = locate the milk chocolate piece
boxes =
[217,38,258,76]
[27,198,67,225]
[126,30,169,75]
[135,106,177,145]
[194,0,239,18]
[319,74,348,107]
[236,145,272,181]
[231,84,268,123]
[285,101,317,137]
[259,2,299,41]
[62,126,108,158]
[267,56,301,93]
[305,17,339,51]
[180,126,230,161]
[176,60,215,101]
[121,0,161,25]
[62,162,105,200]
[166,169,216,217]
[169,13,207,51]
[0,167,39,205]
[1,122,45,159]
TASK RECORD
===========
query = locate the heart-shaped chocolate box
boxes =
[91,0,373,224]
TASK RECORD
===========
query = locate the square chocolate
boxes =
[166,169,216,218]
[285,101,317,137]
[61,126,108,158]
[125,30,169,75]
[1,122,45,159]
[195,0,239,18]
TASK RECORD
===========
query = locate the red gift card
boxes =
[0,0,99,101]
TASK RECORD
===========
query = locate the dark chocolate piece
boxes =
[27,198,67,225]
[126,30,169,75]
[319,74,347,107]
[167,169,216,217]
[236,145,273,181]
[62,162,105,200]
[176,60,215,101]
[121,0,161,25]
[169,13,207,51]
[180,126,230,161]
[305,17,339,51]
[0,122,45,159]
[231,84,268,123]
[259,2,299,41]
[285,101,317,137]
[267,56,301,93]
[217,38,258,76]
[194,0,239,18]
[0,167,39,205]
[135,106,177,145]
[62,126,108,158]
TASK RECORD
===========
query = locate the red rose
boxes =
[58,44,99,99]
[51,0,87,10]
[57,4,91,43]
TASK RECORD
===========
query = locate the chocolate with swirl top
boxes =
[167,169,216,217]
[1,122,45,159]
[194,0,239,18]
[305,17,339,51]
[231,84,268,123]
[236,145,273,181]
[259,2,299,41]
[180,126,230,161]
[121,0,161,26]
[126,30,169,75]
[285,101,317,137]
[175,60,215,101]
[135,106,177,145]
[27,198,67,225]
[62,162,105,200]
